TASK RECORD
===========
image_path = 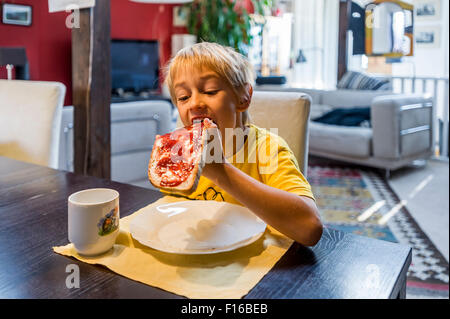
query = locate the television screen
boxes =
[111,39,159,93]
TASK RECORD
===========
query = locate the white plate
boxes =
[129,200,267,254]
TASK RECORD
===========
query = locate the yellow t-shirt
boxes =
[162,124,315,205]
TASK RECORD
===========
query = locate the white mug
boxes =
[68,188,120,256]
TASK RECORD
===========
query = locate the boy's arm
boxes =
[202,162,323,246]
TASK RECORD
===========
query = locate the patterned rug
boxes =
[308,164,449,299]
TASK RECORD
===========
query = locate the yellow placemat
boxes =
[53,196,293,299]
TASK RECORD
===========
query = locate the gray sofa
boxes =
[59,100,175,189]
[256,86,434,177]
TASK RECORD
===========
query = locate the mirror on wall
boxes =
[365,0,414,57]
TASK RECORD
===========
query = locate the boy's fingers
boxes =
[203,118,217,129]
[205,127,221,143]
[204,127,225,162]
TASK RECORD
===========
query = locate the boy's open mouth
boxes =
[191,116,215,125]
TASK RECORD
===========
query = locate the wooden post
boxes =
[72,0,111,178]
[337,0,351,82]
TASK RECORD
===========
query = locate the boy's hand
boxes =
[201,119,227,181]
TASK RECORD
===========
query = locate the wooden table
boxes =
[0,156,412,299]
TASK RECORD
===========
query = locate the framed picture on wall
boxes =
[173,6,189,27]
[414,0,441,21]
[415,25,441,48]
[2,4,32,26]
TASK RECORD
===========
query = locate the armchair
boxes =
[59,100,175,188]
[256,86,434,178]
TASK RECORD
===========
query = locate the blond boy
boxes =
[164,42,322,246]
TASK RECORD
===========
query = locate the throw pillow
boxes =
[337,71,391,91]
[312,107,371,127]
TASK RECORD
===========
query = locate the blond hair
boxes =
[164,42,254,125]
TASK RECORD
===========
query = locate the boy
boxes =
[164,42,322,246]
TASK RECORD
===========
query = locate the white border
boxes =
[2,4,32,26]
[414,0,442,21]
[415,25,442,49]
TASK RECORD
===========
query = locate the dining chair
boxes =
[249,90,311,176]
[0,79,66,168]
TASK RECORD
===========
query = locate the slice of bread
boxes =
[148,121,209,194]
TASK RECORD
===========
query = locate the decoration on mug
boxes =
[97,207,119,236]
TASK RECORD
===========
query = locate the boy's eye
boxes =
[205,90,219,95]
[177,96,189,102]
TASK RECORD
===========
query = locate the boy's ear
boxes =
[237,84,253,112]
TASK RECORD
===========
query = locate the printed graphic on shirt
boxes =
[195,187,225,201]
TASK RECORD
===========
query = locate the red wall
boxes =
[0,0,188,105]
[0,0,72,104]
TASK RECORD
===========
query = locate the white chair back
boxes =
[0,80,66,168]
[249,91,311,176]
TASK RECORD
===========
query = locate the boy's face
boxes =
[173,66,248,139]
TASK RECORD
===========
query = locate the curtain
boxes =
[291,0,339,89]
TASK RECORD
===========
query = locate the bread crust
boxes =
[148,123,208,194]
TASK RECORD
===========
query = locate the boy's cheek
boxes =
[175,108,188,126]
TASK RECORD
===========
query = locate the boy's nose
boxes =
[189,92,207,111]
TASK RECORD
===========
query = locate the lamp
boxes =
[296,47,323,64]
[296,49,307,63]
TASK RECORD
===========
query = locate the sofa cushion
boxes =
[321,90,390,108]
[310,104,334,119]
[309,122,372,158]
